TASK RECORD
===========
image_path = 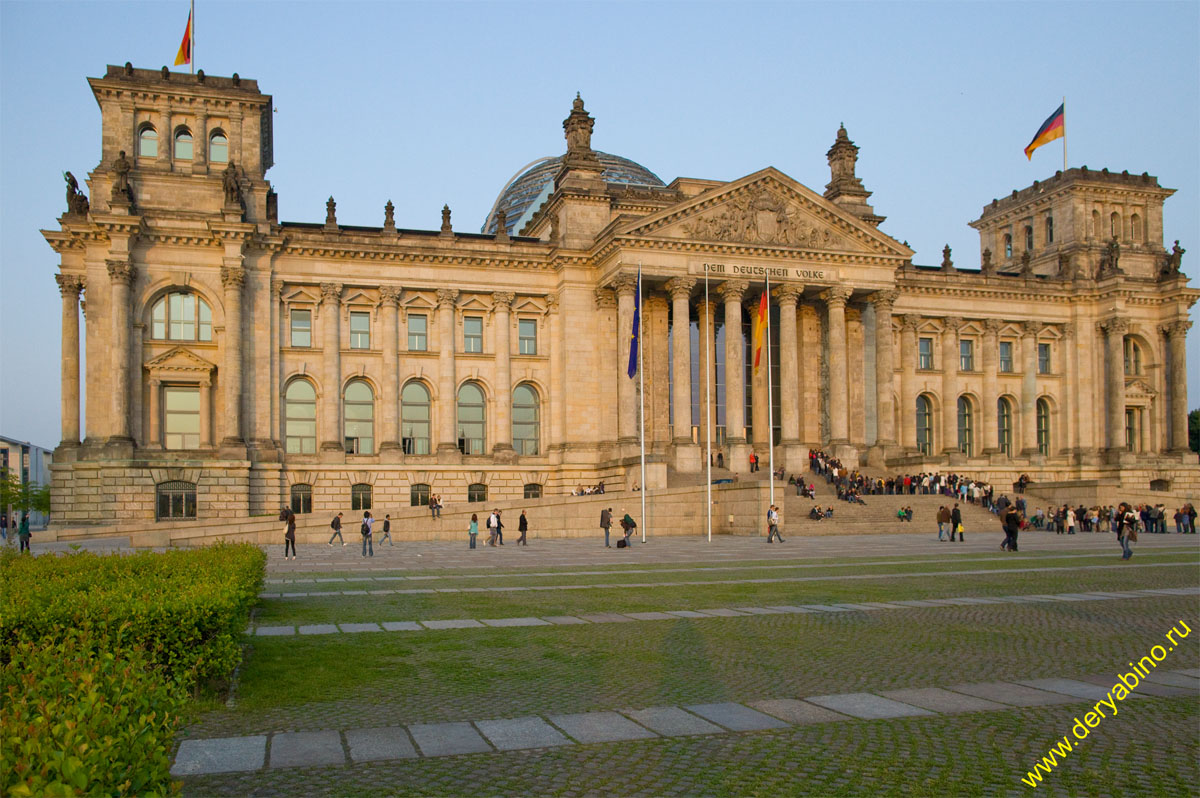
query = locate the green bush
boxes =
[1,628,186,796]
[0,543,264,687]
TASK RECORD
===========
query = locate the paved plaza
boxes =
[171,532,1199,796]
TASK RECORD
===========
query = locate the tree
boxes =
[0,469,50,516]
[1190,409,1200,453]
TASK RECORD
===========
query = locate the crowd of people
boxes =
[1025,502,1197,535]
[571,481,606,496]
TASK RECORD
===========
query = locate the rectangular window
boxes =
[959,340,974,372]
[163,386,200,450]
[998,341,1014,373]
[350,311,371,349]
[408,314,427,351]
[918,337,934,370]
[518,319,537,355]
[464,316,483,353]
[290,309,311,348]
[1037,343,1051,374]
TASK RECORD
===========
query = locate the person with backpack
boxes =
[600,507,613,548]
[620,511,636,546]
[360,511,374,557]
[17,513,31,554]
[379,514,393,546]
[328,512,345,546]
[280,507,297,560]
[486,510,498,546]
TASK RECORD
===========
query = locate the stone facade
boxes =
[44,65,1198,527]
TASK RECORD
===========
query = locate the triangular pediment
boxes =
[1125,378,1156,397]
[618,168,910,258]
[144,346,217,373]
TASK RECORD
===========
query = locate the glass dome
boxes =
[482,151,664,236]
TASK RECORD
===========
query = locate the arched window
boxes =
[138,125,158,158]
[351,483,372,510]
[457,382,486,455]
[512,384,540,455]
[150,292,213,341]
[290,483,312,515]
[468,483,488,502]
[1110,211,1120,239]
[916,395,933,456]
[1024,225,1034,251]
[156,480,196,520]
[344,380,374,455]
[524,483,542,499]
[1036,398,1051,455]
[410,483,430,507]
[401,381,431,455]
[209,131,228,163]
[174,128,193,160]
[957,397,973,456]
[284,380,317,454]
[1004,233,1013,259]
[1045,216,1054,244]
[997,397,1013,456]
[1092,210,1101,238]
[1130,213,1142,243]
[1123,338,1142,376]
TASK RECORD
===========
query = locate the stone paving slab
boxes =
[578,612,635,623]
[664,610,711,618]
[1078,674,1194,697]
[878,687,1008,714]
[684,702,790,731]
[476,716,571,750]
[171,735,267,776]
[1176,668,1200,678]
[480,617,551,627]
[828,603,882,611]
[1016,677,1116,700]
[800,604,851,612]
[297,624,339,635]
[408,722,493,757]
[885,599,943,607]
[946,681,1076,706]
[620,706,724,737]
[804,692,933,720]
[548,711,659,743]
[255,625,295,636]
[695,608,747,617]
[623,611,677,621]
[345,727,418,762]
[268,730,345,769]
[542,615,589,625]
[732,606,786,615]
[749,698,850,725]
[1142,671,1199,689]
[381,621,423,632]
[339,623,383,633]
[421,619,484,629]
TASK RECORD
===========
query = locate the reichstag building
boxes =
[44,65,1197,524]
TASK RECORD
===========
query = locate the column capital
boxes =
[320,282,343,305]
[982,318,1004,335]
[1021,319,1043,337]
[665,277,696,301]
[1161,319,1192,339]
[610,272,638,298]
[942,316,964,333]
[435,288,459,308]
[378,285,402,306]
[869,289,899,310]
[646,293,670,313]
[491,291,516,309]
[715,279,749,302]
[220,265,246,290]
[105,258,135,285]
[820,286,853,307]
[55,273,84,298]
[695,297,718,314]
[271,279,285,300]
[594,288,616,309]
[1061,321,1076,340]
[900,313,922,332]
[773,284,803,306]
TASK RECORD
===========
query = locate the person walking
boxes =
[0,512,7,543]
[600,507,612,547]
[494,510,505,545]
[1118,503,1136,560]
[951,503,963,542]
[486,510,498,546]
[379,514,393,546]
[17,513,31,554]
[517,510,529,545]
[468,513,479,549]
[936,505,950,541]
[361,511,374,557]
[328,512,345,546]
[1002,506,1020,552]
[281,507,297,560]
[766,504,785,543]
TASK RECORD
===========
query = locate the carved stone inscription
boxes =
[681,189,846,249]
[689,261,837,282]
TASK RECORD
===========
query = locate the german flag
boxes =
[752,280,769,373]
[174,8,193,66]
[1024,103,1064,160]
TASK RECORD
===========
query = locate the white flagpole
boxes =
[765,278,775,512]
[1062,95,1067,172]
[705,270,713,543]
[190,0,195,75]
[638,264,647,544]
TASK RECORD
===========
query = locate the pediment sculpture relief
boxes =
[680,189,846,249]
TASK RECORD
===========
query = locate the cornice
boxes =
[596,235,905,267]
[276,241,553,271]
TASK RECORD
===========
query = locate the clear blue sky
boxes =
[2,1,1197,450]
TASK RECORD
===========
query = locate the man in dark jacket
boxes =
[328,512,345,546]
[951,503,963,542]
[1002,506,1020,552]
[600,507,612,547]
[517,510,529,545]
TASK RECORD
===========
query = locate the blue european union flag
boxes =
[627,266,640,378]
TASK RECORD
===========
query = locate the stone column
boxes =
[1075,317,1098,455]
[696,296,717,452]
[822,287,853,444]
[981,318,1002,455]
[717,280,747,470]
[613,274,638,444]
[271,279,284,447]
[220,263,246,446]
[1061,323,1077,454]
[594,288,618,452]
[319,282,343,452]
[775,285,803,470]
[56,274,84,446]
[646,294,672,447]
[666,278,699,471]
[1164,320,1191,452]
[870,290,897,449]
[436,289,460,460]
[194,110,208,170]
[547,293,564,453]
[157,110,171,168]
[1020,320,1041,456]
[199,378,212,447]
[147,378,161,448]
[106,258,135,444]
[492,291,515,457]
[378,286,402,456]
[940,317,963,456]
[899,314,920,451]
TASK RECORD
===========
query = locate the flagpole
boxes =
[190,0,195,75]
[765,277,775,513]
[705,269,713,543]
[1061,95,1066,172]
[638,265,647,544]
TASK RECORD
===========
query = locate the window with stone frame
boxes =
[156,481,197,520]
[1024,225,1034,251]
[957,396,973,456]
[284,380,317,454]
[959,339,975,372]
[997,397,1013,456]
[1037,398,1051,455]
[151,292,213,342]
[998,341,1014,373]
[1045,215,1054,244]
[1123,338,1142,376]
[174,127,193,160]
[1004,233,1013,259]
[138,124,158,158]
[463,316,483,353]
[410,483,430,507]
[518,318,537,355]
[208,131,229,163]
[163,386,201,450]
[916,395,933,455]
[344,380,374,455]
[523,483,542,499]
[408,314,428,351]
[1037,342,1051,374]
[349,311,371,349]
[467,483,488,503]
[457,382,486,454]
[290,309,312,347]
[512,384,540,455]
[290,483,312,515]
[351,483,372,511]
[401,381,431,455]
[918,337,934,370]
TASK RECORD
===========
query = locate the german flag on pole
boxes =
[174,8,193,66]
[1024,103,1064,160]
[752,279,769,374]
